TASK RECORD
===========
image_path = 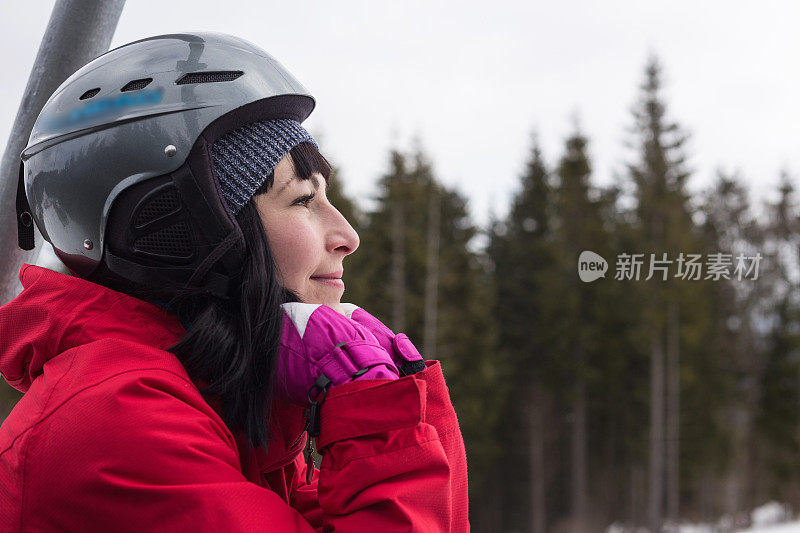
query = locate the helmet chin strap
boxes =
[186,230,240,288]
[103,249,234,299]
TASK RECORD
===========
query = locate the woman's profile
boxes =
[0,32,468,531]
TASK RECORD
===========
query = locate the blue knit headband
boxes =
[210,118,318,214]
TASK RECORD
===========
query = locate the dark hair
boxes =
[111,141,332,449]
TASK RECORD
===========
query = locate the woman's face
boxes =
[254,154,359,313]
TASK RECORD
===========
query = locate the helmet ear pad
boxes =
[95,95,313,298]
[106,173,198,267]
[96,138,245,298]
[96,163,243,298]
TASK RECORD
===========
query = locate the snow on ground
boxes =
[607,502,800,532]
[738,520,800,532]
[738,502,799,532]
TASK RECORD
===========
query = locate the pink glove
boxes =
[276,302,399,408]
[339,304,426,376]
[278,303,400,484]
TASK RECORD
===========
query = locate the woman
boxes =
[0,33,468,531]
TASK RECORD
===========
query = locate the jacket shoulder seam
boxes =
[0,366,201,458]
[18,332,85,531]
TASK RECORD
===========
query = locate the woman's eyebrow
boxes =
[278,174,323,195]
[276,175,295,195]
[299,175,322,192]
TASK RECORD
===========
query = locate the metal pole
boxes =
[0,0,125,305]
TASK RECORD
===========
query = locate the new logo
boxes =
[578,250,608,282]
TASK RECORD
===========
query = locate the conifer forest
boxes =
[3,55,799,532]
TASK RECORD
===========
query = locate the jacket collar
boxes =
[0,264,186,393]
[0,263,305,472]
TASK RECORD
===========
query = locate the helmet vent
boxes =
[134,222,193,257]
[175,71,244,85]
[79,88,101,100]
[133,187,181,228]
[121,78,153,92]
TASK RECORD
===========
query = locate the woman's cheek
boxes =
[281,227,317,292]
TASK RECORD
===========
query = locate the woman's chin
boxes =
[319,300,343,313]
[294,295,342,313]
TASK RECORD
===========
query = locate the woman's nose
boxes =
[327,205,360,256]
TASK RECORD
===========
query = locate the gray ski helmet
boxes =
[17,32,316,297]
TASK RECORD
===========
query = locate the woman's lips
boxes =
[311,276,344,289]
[312,270,343,279]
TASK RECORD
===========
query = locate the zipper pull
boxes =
[302,407,316,486]
[304,432,316,485]
[302,374,331,486]
[303,399,322,485]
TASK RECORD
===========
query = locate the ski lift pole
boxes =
[0,0,125,305]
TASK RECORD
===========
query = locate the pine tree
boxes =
[551,124,617,530]
[698,173,758,520]
[627,54,703,529]
[488,133,558,533]
[754,174,800,512]
[584,182,652,526]
[555,125,592,531]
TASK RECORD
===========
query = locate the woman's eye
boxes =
[294,193,315,207]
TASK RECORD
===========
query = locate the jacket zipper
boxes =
[302,374,332,485]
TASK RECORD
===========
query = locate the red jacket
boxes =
[0,264,469,532]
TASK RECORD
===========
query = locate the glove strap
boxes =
[319,340,399,382]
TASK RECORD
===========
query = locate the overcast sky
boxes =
[2,0,799,229]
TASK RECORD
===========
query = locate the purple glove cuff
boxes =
[392,333,423,362]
